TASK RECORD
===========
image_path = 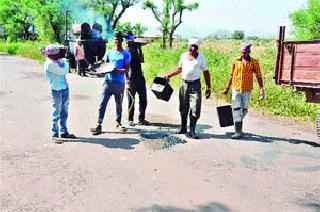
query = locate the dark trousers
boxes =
[98,81,125,125]
[127,76,147,121]
[76,59,87,76]
[179,80,202,120]
[77,59,90,75]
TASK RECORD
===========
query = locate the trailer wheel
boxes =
[317,111,320,138]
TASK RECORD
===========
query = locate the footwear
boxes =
[116,124,127,132]
[231,132,243,139]
[128,121,135,127]
[188,131,199,139]
[188,118,199,139]
[90,124,102,134]
[52,134,62,144]
[231,121,243,139]
[138,120,150,126]
[176,127,187,134]
[176,116,187,134]
[60,133,76,139]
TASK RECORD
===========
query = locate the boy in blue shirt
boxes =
[43,44,76,143]
[90,32,131,134]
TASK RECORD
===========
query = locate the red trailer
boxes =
[274,26,320,138]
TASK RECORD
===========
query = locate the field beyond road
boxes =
[0,54,319,211]
[1,39,319,122]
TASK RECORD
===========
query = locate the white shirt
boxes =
[179,52,208,80]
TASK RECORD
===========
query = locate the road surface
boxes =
[1,54,319,211]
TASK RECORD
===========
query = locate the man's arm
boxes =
[165,67,182,79]
[47,59,69,75]
[255,61,265,98]
[222,63,235,95]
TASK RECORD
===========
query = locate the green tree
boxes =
[85,0,139,38]
[133,23,147,37]
[0,0,34,41]
[168,0,198,48]
[289,0,320,39]
[0,0,66,42]
[114,22,132,34]
[142,0,169,48]
[231,30,245,40]
[142,0,198,48]
[30,0,65,42]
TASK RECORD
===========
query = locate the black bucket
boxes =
[151,77,173,102]
[217,105,234,127]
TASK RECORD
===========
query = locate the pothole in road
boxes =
[140,131,187,150]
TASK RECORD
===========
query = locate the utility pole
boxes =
[64,10,72,43]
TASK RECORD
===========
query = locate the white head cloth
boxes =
[188,37,201,46]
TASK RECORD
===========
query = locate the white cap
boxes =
[188,37,201,46]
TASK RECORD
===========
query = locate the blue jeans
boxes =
[98,81,125,124]
[51,88,69,136]
[231,89,251,122]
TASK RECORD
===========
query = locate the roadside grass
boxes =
[142,40,319,121]
[0,41,52,62]
[0,40,318,121]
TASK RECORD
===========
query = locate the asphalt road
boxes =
[1,54,319,211]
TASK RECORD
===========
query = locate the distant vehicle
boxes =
[65,22,106,70]
[274,26,320,138]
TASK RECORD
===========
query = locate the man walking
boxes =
[165,38,211,139]
[222,43,265,139]
[125,32,150,127]
[90,32,130,134]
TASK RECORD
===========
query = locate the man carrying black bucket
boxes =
[125,32,150,127]
[165,38,211,139]
[222,43,265,139]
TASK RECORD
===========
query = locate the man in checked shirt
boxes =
[222,43,265,139]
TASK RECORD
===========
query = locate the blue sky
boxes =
[121,0,308,38]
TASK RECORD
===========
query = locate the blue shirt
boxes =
[105,49,131,83]
[44,58,69,91]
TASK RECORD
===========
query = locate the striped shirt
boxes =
[230,56,262,92]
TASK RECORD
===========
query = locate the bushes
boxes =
[142,40,319,121]
[1,40,319,121]
[0,43,19,54]
[0,41,46,61]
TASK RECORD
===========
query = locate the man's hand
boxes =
[222,87,230,95]
[205,89,211,99]
[164,75,170,81]
[126,80,131,89]
[259,88,265,101]
[113,68,125,73]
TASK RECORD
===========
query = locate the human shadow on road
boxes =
[151,122,180,128]
[69,137,140,150]
[196,124,213,133]
[201,132,320,147]
[151,123,213,131]
[135,201,231,212]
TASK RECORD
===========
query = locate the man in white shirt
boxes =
[165,38,211,139]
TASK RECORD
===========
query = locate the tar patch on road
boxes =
[140,131,187,150]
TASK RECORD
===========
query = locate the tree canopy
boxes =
[289,0,320,40]
[231,30,245,40]
[142,0,198,48]
[85,0,139,37]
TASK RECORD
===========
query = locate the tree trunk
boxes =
[51,24,60,42]
[162,31,167,49]
[169,32,174,48]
